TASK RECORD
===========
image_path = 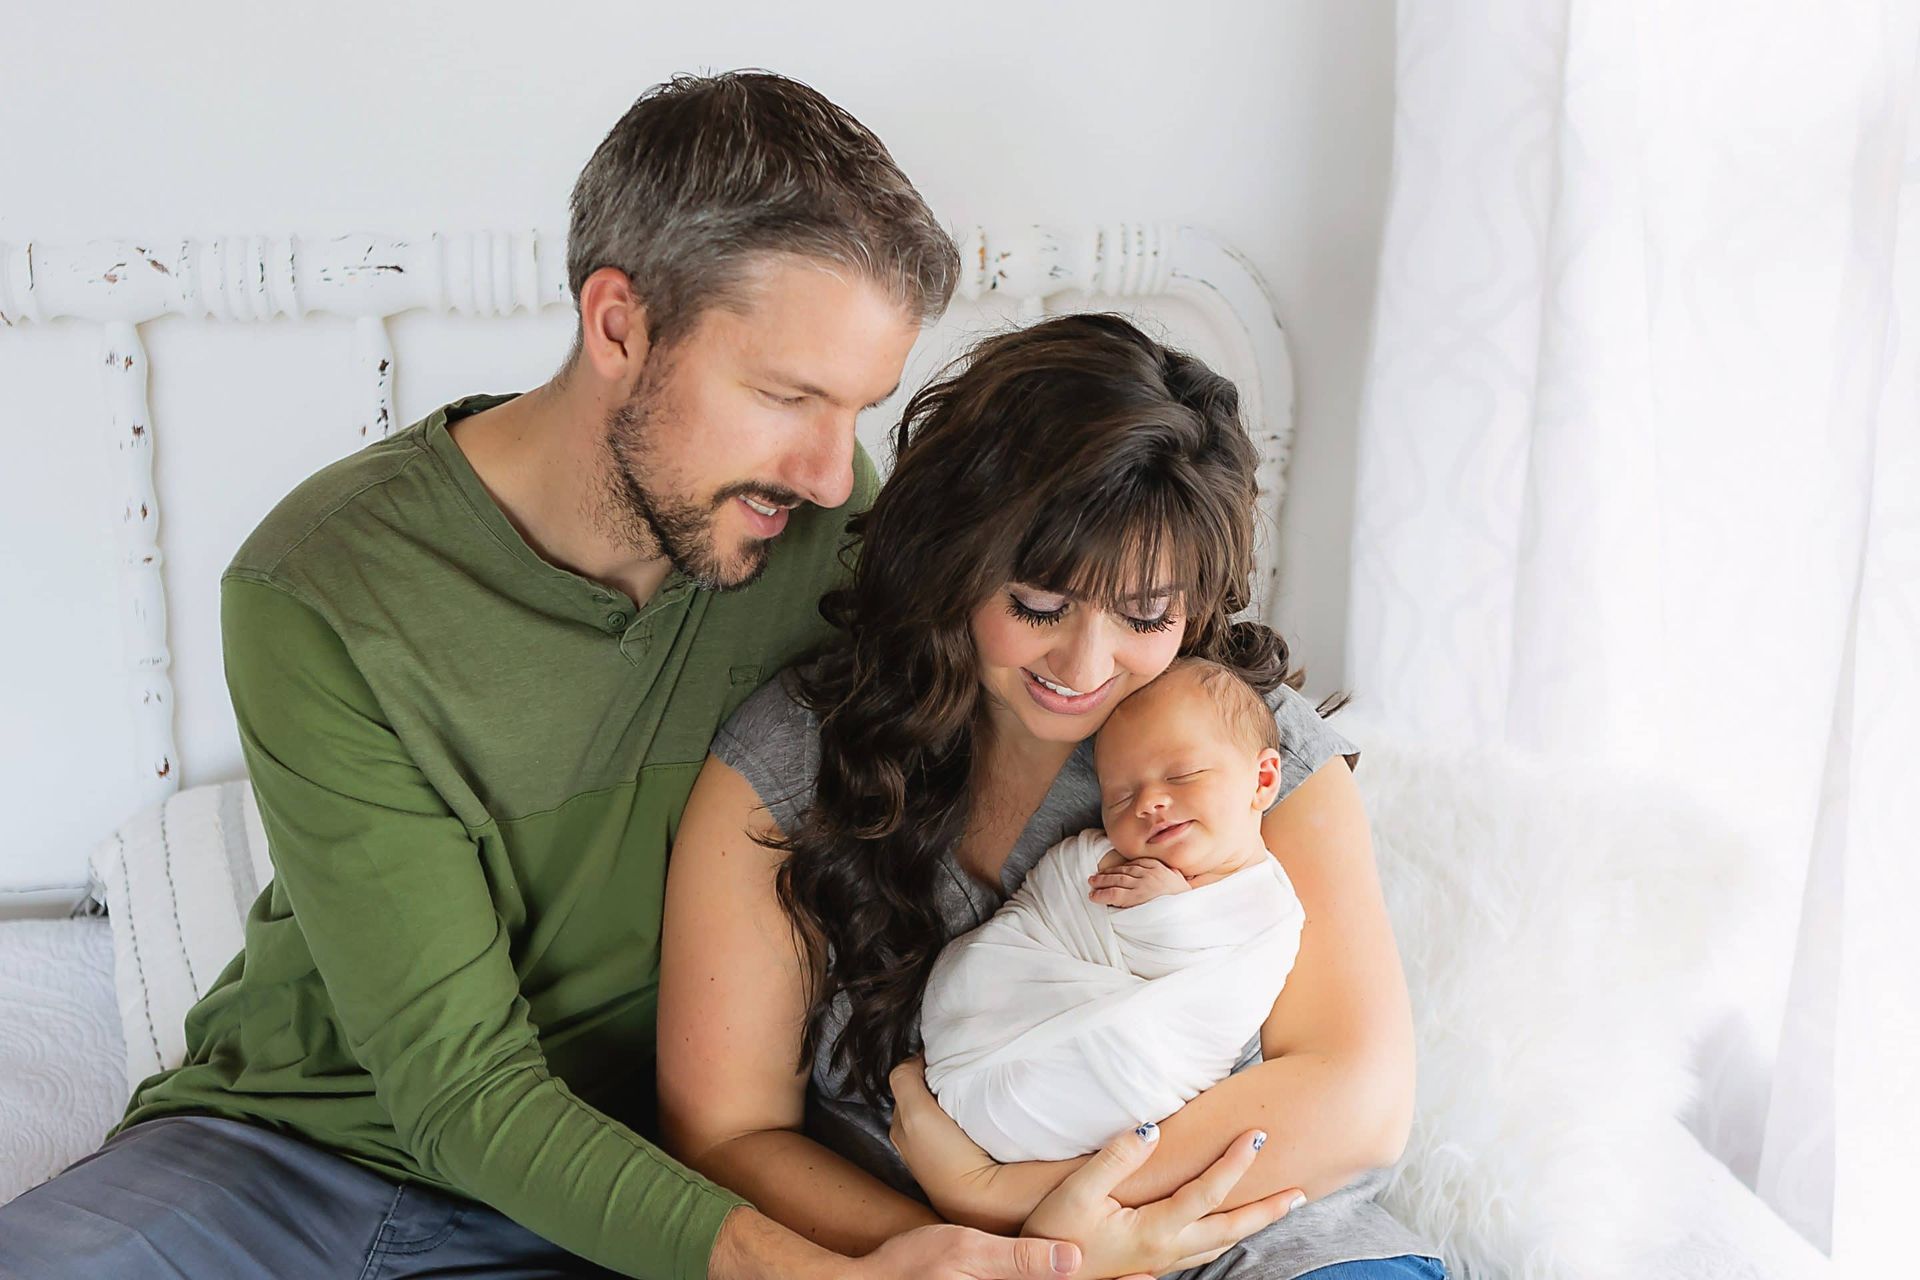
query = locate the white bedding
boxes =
[0,919,128,1204]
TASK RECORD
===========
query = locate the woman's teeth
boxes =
[1031,672,1083,697]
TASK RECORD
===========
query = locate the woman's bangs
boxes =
[1012,479,1223,617]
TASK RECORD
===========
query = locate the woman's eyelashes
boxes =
[1004,591,1178,635]
[1004,594,1066,627]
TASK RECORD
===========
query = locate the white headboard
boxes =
[0,223,1293,911]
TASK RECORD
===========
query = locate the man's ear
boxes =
[1252,747,1285,811]
[576,266,651,383]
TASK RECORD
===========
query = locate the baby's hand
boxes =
[1088,856,1190,907]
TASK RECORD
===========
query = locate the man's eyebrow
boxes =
[763,373,901,411]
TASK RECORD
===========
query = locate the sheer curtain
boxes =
[1346,1,1919,1267]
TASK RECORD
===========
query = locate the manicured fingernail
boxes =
[1289,1193,1307,1212]
[1251,1131,1267,1151]
[1135,1120,1159,1142]
[1051,1241,1080,1273]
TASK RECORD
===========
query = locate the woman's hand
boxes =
[891,1057,1079,1233]
[1020,1123,1304,1279]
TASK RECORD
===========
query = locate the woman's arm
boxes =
[1110,755,1416,1207]
[887,1057,1087,1235]
[658,754,941,1256]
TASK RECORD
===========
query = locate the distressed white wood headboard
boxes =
[0,223,1293,909]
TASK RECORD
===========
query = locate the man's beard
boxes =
[595,378,798,592]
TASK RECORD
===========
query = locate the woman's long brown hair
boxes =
[772,313,1304,1107]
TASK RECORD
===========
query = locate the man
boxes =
[0,72,1278,1279]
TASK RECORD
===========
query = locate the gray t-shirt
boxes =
[710,668,1438,1280]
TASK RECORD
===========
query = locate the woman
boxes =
[659,314,1444,1279]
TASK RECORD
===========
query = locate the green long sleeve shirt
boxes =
[117,394,875,1280]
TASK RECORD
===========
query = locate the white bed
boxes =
[0,223,1833,1279]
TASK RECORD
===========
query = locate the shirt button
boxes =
[606,612,628,630]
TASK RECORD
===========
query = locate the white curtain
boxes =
[1347,1,1920,1267]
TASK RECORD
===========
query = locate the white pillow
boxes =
[1349,720,1757,1280]
[0,919,127,1204]
[87,780,271,1092]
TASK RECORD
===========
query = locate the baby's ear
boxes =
[1252,747,1285,809]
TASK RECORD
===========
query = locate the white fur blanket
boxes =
[920,829,1304,1162]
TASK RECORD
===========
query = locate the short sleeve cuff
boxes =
[709,669,822,837]
[1264,683,1360,807]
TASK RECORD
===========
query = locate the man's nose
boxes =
[788,416,857,509]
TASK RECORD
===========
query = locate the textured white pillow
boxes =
[1349,720,1758,1280]
[87,780,271,1092]
[0,919,127,1203]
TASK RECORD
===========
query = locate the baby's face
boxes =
[1094,680,1271,878]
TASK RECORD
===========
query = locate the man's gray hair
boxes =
[567,70,959,354]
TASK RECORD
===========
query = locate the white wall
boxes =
[0,1,1397,902]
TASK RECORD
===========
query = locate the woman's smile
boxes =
[1021,668,1121,715]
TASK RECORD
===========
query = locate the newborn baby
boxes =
[920,658,1306,1163]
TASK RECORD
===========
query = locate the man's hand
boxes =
[708,1205,1085,1280]
[851,1224,1084,1280]
[1087,856,1189,908]
[891,1057,1063,1234]
[1021,1123,1304,1278]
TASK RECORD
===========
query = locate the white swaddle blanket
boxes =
[921,828,1305,1162]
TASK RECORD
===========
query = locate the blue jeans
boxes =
[1299,1259,1448,1279]
[0,1115,621,1278]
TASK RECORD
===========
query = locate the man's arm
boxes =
[224,574,746,1279]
